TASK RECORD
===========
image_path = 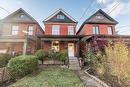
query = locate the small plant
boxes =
[57,50,67,64]
[47,49,67,64]
[47,49,57,60]
[8,55,38,78]
[0,54,13,68]
[35,49,48,64]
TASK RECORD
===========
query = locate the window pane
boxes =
[107,26,113,35]
[68,26,74,35]
[57,15,64,19]
[96,15,104,19]
[96,26,99,34]
[92,26,99,34]
[28,26,33,35]
[52,25,60,35]
[12,26,19,35]
[92,27,96,34]
[52,41,59,51]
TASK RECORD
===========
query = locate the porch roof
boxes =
[83,35,130,42]
[39,35,83,41]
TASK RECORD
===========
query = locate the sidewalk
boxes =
[77,70,108,87]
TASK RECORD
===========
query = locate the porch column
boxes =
[77,40,80,58]
[23,41,27,55]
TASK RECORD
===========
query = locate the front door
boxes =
[68,43,74,57]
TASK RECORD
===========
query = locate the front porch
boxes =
[40,35,80,58]
[39,35,81,70]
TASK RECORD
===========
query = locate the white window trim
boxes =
[68,26,74,35]
[28,26,33,35]
[93,26,100,34]
[11,25,19,35]
[57,15,65,19]
[107,26,113,35]
[52,25,60,35]
[19,14,24,18]
[51,41,60,52]
[96,15,104,19]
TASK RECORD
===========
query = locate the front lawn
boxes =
[9,68,84,87]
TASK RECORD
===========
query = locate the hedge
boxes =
[8,55,38,78]
[0,54,13,68]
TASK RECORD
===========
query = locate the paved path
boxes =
[77,70,106,87]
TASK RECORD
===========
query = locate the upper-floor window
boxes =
[52,25,60,35]
[57,15,65,19]
[92,26,100,34]
[107,26,113,35]
[68,26,74,35]
[11,25,19,35]
[19,14,24,18]
[96,15,104,19]
[28,26,33,35]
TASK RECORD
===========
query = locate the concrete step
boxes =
[69,65,80,67]
[69,67,81,70]
[69,57,81,70]
[69,61,79,64]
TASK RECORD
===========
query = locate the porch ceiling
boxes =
[0,38,26,42]
[41,37,79,41]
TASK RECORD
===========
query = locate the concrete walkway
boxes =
[77,70,108,87]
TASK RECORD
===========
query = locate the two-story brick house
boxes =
[77,9,118,35]
[0,8,44,55]
[39,9,80,57]
[76,9,118,62]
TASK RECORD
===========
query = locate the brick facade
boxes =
[0,8,44,55]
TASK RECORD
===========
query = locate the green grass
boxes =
[9,68,85,87]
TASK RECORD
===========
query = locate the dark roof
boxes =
[84,35,130,42]
[85,9,118,24]
[2,8,37,23]
[77,9,118,34]
[37,35,84,38]
[2,8,44,33]
[43,8,77,23]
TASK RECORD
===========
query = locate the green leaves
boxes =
[0,54,13,68]
[8,55,38,78]
[35,49,48,60]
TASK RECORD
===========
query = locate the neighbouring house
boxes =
[77,9,130,66]
[0,8,44,55]
[77,9,118,35]
[76,9,118,59]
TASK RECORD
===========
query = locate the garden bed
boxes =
[38,60,65,65]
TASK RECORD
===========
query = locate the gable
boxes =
[77,9,118,34]
[44,9,77,23]
[85,9,118,24]
[46,11,75,23]
[2,8,37,23]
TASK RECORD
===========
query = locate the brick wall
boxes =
[78,24,116,35]
[44,23,76,35]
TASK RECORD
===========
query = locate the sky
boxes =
[0,0,130,35]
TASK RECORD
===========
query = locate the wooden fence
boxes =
[0,67,15,86]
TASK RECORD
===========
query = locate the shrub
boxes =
[47,49,67,61]
[58,51,67,62]
[105,41,130,85]
[8,55,38,78]
[85,48,105,75]
[35,49,48,64]
[47,49,57,60]
[0,54,13,68]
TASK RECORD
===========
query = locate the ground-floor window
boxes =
[51,41,59,51]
